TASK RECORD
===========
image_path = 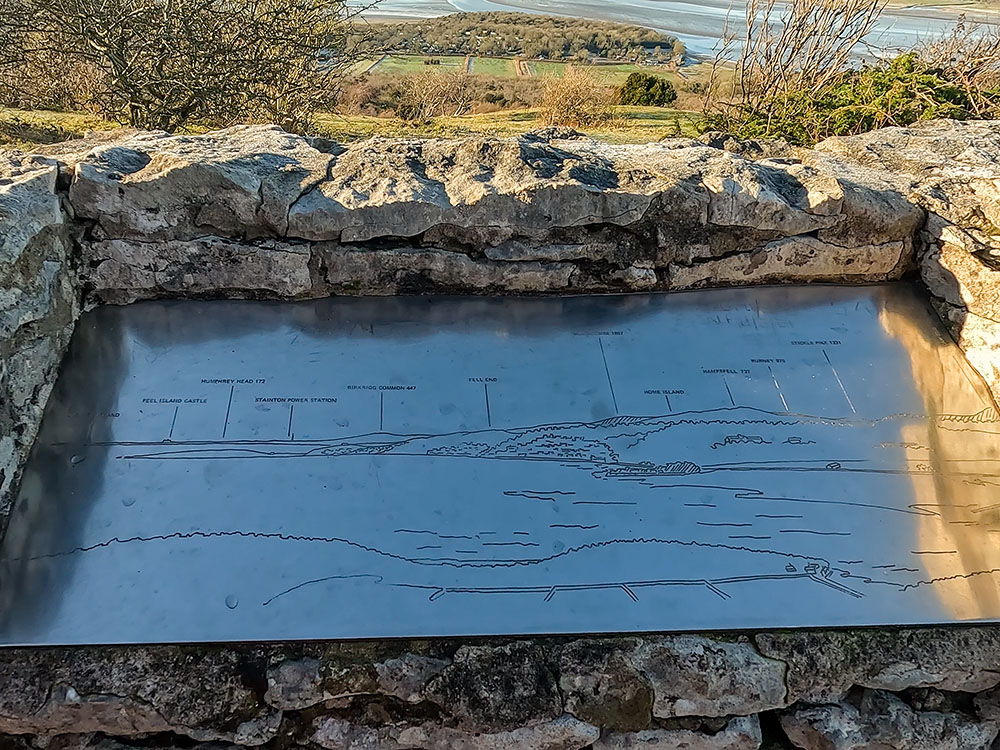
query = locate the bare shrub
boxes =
[538,66,615,127]
[735,0,886,110]
[397,71,476,121]
[704,0,884,114]
[0,44,103,111]
[0,0,364,132]
[701,0,998,144]
[0,0,28,102]
[339,73,546,118]
[338,79,380,116]
[919,16,1000,118]
[702,0,938,143]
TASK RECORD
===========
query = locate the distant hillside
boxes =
[362,12,681,62]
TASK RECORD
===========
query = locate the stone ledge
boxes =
[63,127,922,307]
[0,629,998,750]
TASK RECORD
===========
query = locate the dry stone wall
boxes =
[0,153,78,521]
[64,126,922,305]
[2,119,1000,750]
[3,629,1000,750]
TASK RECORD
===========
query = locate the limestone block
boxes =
[82,237,313,304]
[756,627,1000,704]
[423,642,562,732]
[669,237,906,288]
[319,246,576,294]
[70,125,334,240]
[780,689,998,750]
[631,637,787,719]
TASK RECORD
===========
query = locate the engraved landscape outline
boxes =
[3,285,1000,644]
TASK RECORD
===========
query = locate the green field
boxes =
[530,60,568,78]
[348,56,383,76]
[0,105,700,149]
[470,57,514,76]
[588,63,648,85]
[0,107,121,147]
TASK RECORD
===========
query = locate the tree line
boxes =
[362,12,681,62]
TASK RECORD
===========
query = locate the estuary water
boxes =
[361,0,997,57]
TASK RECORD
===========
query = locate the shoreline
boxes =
[356,0,999,58]
[885,0,1000,21]
[887,0,1000,11]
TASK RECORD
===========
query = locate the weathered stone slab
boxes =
[375,653,450,704]
[560,639,655,732]
[311,713,599,750]
[935,301,1000,394]
[287,138,660,242]
[424,642,562,732]
[82,237,313,304]
[756,628,1000,704]
[0,154,63,265]
[395,715,600,750]
[0,646,264,741]
[64,127,927,300]
[921,218,1000,324]
[70,126,334,240]
[780,689,998,750]
[813,120,1000,402]
[669,237,906,288]
[632,637,787,719]
[264,657,326,710]
[318,245,577,294]
[559,636,787,729]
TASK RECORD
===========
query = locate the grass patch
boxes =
[348,57,383,76]
[314,106,701,143]
[471,56,515,77]
[0,107,119,148]
[589,63,646,85]
[531,60,569,78]
[1,105,702,150]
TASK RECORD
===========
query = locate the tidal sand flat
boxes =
[362,0,998,56]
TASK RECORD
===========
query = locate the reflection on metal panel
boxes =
[1,284,998,646]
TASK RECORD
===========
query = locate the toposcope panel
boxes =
[2,284,1000,646]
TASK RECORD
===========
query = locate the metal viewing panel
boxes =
[2,284,1000,646]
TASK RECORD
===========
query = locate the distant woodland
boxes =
[362,12,681,61]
